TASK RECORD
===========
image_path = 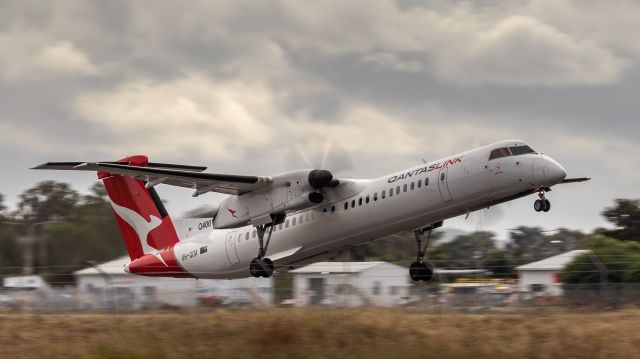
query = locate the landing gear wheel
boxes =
[534,189,551,213]
[250,258,263,278]
[534,199,544,212]
[261,258,274,278]
[542,199,551,212]
[410,261,434,282]
[249,257,274,278]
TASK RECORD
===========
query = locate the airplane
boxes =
[33,140,589,281]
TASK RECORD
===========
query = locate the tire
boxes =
[421,263,434,282]
[409,262,422,281]
[534,199,543,212]
[250,258,263,278]
[542,199,551,212]
[261,258,275,278]
[410,262,434,282]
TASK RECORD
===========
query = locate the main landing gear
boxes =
[410,222,441,282]
[249,214,285,278]
[534,188,551,213]
[250,224,275,278]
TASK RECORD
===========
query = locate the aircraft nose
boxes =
[545,158,567,184]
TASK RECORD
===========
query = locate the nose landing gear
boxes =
[534,188,551,212]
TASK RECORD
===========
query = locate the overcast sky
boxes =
[1,0,638,239]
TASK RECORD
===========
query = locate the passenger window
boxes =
[285,219,289,228]
[245,232,249,240]
[366,196,370,204]
[489,147,511,160]
[358,198,363,206]
[331,205,335,212]
[417,180,422,188]
[323,208,327,213]
[389,188,393,197]
[344,202,348,210]
[396,186,400,195]
[252,230,256,238]
[373,193,378,201]
[403,184,407,192]
[299,215,303,223]
[279,223,283,230]
[306,213,310,222]
[292,217,297,226]
[351,200,356,208]
[410,182,415,190]
[425,177,429,186]
[382,190,386,199]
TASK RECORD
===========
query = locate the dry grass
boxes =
[1,309,640,359]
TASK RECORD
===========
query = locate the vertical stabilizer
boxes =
[99,155,180,260]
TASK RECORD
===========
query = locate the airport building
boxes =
[516,250,590,296]
[289,261,410,307]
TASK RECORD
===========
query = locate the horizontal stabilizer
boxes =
[33,161,208,172]
[33,161,272,195]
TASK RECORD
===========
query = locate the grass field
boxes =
[1,309,640,359]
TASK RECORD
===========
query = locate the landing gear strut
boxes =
[534,188,551,213]
[410,227,437,282]
[249,224,275,278]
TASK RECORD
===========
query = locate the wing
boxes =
[561,177,591,184]
[32,161,272,196]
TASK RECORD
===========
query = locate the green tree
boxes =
[484,249,515,278]
[333,230,442,264]
[431,231,497,269]
[562,236,640,284]
[17,181,79,223]
[11,182,125,285]
[505,226,573,265]
[601,199,640,241]
[0,194,23,274]
[39,182,126,284]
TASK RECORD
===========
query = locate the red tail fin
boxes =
[99,155,180,260]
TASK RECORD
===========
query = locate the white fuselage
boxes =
[168,140,567,279]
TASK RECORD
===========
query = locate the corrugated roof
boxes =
[290,261,391,274]
[516,250,590,271]
[73,256,131,276]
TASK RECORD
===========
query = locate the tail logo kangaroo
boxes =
[110,201,162,254]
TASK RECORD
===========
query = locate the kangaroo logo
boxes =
[228,208,239,218]
[110,201,162,254]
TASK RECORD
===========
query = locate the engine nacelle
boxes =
[212,169,333,229]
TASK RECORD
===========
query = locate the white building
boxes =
[74,256,274,309]
[516,250,590,296]
[290,261,410,307]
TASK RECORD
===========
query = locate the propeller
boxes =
[292,137,354,176]
[286,138,355,204]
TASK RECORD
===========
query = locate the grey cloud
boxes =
[0,0,637,236]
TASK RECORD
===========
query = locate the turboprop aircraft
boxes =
[34,140,589,281]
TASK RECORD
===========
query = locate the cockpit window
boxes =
[489,148,510,160]
[489,145,536,160]
[509,145,535,156]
